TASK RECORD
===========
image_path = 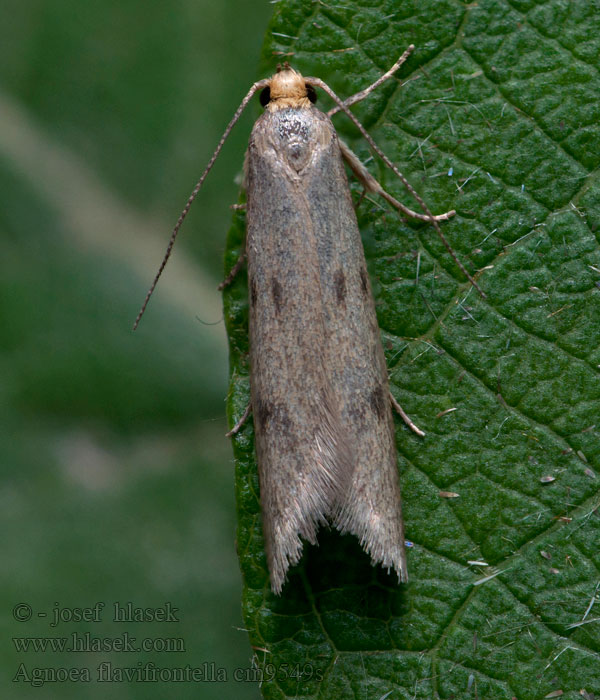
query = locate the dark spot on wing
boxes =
[348,402,366,425]
[289,144,303,161]
[274,405,292,434]
[359,267,369,296]
[255,399,295,445]
[334,268,346,305]
[255,398,272,431]
[250,277,258,306]
[369,385,387,421]
[271,277,283,313]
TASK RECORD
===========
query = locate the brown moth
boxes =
[134,48,481,594]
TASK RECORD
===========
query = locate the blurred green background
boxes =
[1,1,272,697]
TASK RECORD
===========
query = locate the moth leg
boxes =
[226,402,252,437]
[353,187,368,210]
[390,392,425,437]
[339,140,455,222]
[218,251,247,290]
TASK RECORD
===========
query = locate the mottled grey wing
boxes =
[301,110,408,584]
[245,108,354,593]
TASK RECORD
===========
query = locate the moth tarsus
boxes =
[338,139,456,223]
[225,402,251,437]
[390,393,426,437]
[218,251,247,291]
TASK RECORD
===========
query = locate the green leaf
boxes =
[223,1,600,698]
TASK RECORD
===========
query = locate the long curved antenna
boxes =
[307,76,486,298]
[133,78,270,330]
[327,44,415,117]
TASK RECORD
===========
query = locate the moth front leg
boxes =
[339,139,455,222]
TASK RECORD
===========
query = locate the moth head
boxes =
[261,67,317,110]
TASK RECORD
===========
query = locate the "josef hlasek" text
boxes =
[49,602,179,627]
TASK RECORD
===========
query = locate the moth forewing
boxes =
[246,68,407,593]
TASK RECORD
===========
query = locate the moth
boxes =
[135,47,481,594]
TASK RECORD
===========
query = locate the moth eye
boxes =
[306,84,317,104]
[260,86,271,107]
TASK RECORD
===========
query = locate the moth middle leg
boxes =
[390,392,425,438]
[218,249,247,290]
[226,401,252,437]
[339,140,455,222]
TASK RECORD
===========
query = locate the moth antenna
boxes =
[133,77,271,330]
[308,76,486,298]
[327,45,415,118]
